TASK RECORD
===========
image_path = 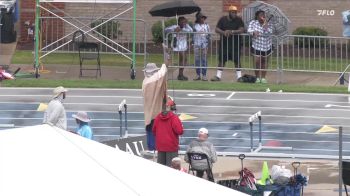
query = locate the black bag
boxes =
[1,12,16,43]
[238,74,257,83]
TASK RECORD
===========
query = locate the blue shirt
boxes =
[76,122,93,140]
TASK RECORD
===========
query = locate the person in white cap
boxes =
[43,86,68,130]
[184,127,217,181]
[142,63,167,151]
[72,111,93,140]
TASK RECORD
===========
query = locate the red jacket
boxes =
[152,111,184,152]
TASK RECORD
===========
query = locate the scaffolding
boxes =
[34,0,137,78]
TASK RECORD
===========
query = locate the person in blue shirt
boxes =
[72,111,93,140]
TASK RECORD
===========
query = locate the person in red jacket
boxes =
[153,97,184,167]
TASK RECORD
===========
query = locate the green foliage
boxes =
[292,27,328,48]
[91,20,122,41]
[151,18,177,44]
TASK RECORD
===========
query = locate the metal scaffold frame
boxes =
[34,0,137,78]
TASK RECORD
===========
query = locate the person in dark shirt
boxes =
[211,5,245,82]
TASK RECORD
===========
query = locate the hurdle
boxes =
[249,111,292,153]
[118,99,128,138]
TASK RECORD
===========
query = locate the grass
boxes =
[1,78,348,94]
[13,50,350,73]
[9,50,349,94]
[12,50,163,67]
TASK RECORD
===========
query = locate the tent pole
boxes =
[34,0,40,77]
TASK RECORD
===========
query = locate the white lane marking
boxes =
[0,94,348,104]
[226,92,235,100]
[1,87,349,96]
[2,117,349,128]
[4,111,350,120]
[325,104,350,108]
[0,124,14,128]
[2,102,349,112]
[232,133,238,137]
[183,137,349,143]
[187,93,216,97]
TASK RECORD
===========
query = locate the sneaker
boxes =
[202,76,208,81]
[210,76,221,82]
[255,78,261,83]
[193,75,201,81]
[177,75,188,81]
[261,78,268,84]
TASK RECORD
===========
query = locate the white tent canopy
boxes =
[0,125,248,196]
[39,0,132,3]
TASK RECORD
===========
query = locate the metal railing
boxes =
[279,35,350,73]
[164,31,350,83]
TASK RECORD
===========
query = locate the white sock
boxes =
[236,71,242,79]
[216,70,222,78]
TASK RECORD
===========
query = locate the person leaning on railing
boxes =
[211,5,245,82]
[193,12,210,81]
[247,10,273,84]
[165,16,193,81]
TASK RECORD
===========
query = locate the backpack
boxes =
[238,74,257,83]
[239,168,257,190]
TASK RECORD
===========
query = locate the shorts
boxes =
[218,45,241,65]
[251,48,272,57]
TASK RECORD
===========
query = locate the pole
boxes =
[124,104,128,138]
[119,110,123,138]
[249,122,253,152]
[258,115,262,147]
[131,0,136,76]
[339,126,343,196]
[34,0,40,78]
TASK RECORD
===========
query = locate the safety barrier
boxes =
[118,99,128,138]
[248,111,292,153]
[165,31,350,83]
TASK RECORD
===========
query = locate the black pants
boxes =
[196,169,214,182]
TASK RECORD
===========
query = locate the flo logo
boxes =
[317,10,335,16]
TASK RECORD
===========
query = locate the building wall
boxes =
[273,0,348,36]
[18,0,349,48]
[19,1,64,45]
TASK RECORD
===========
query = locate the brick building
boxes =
[18,0,349,47]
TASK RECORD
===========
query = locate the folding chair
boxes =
[187,152,214,182]
[343,161,350,196]
[72,30,101,77]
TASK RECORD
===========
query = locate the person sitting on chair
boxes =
[184,128,217,181]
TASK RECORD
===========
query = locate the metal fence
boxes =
[165,31,350,83]
[279,35,350,73]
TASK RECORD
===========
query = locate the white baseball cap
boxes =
[198,128,209,135]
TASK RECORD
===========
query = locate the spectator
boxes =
[43,86,68,130]
[152,97,184,167]
[211,5,245,82]
[142,63,168,151]
[165,16,193,81]
[72,111,93,140]
[185,128,217,181]
[171,157,188,173]
[193,12,210,81]
[247,10,273,83]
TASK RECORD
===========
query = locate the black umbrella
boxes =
[149,0,201,17]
